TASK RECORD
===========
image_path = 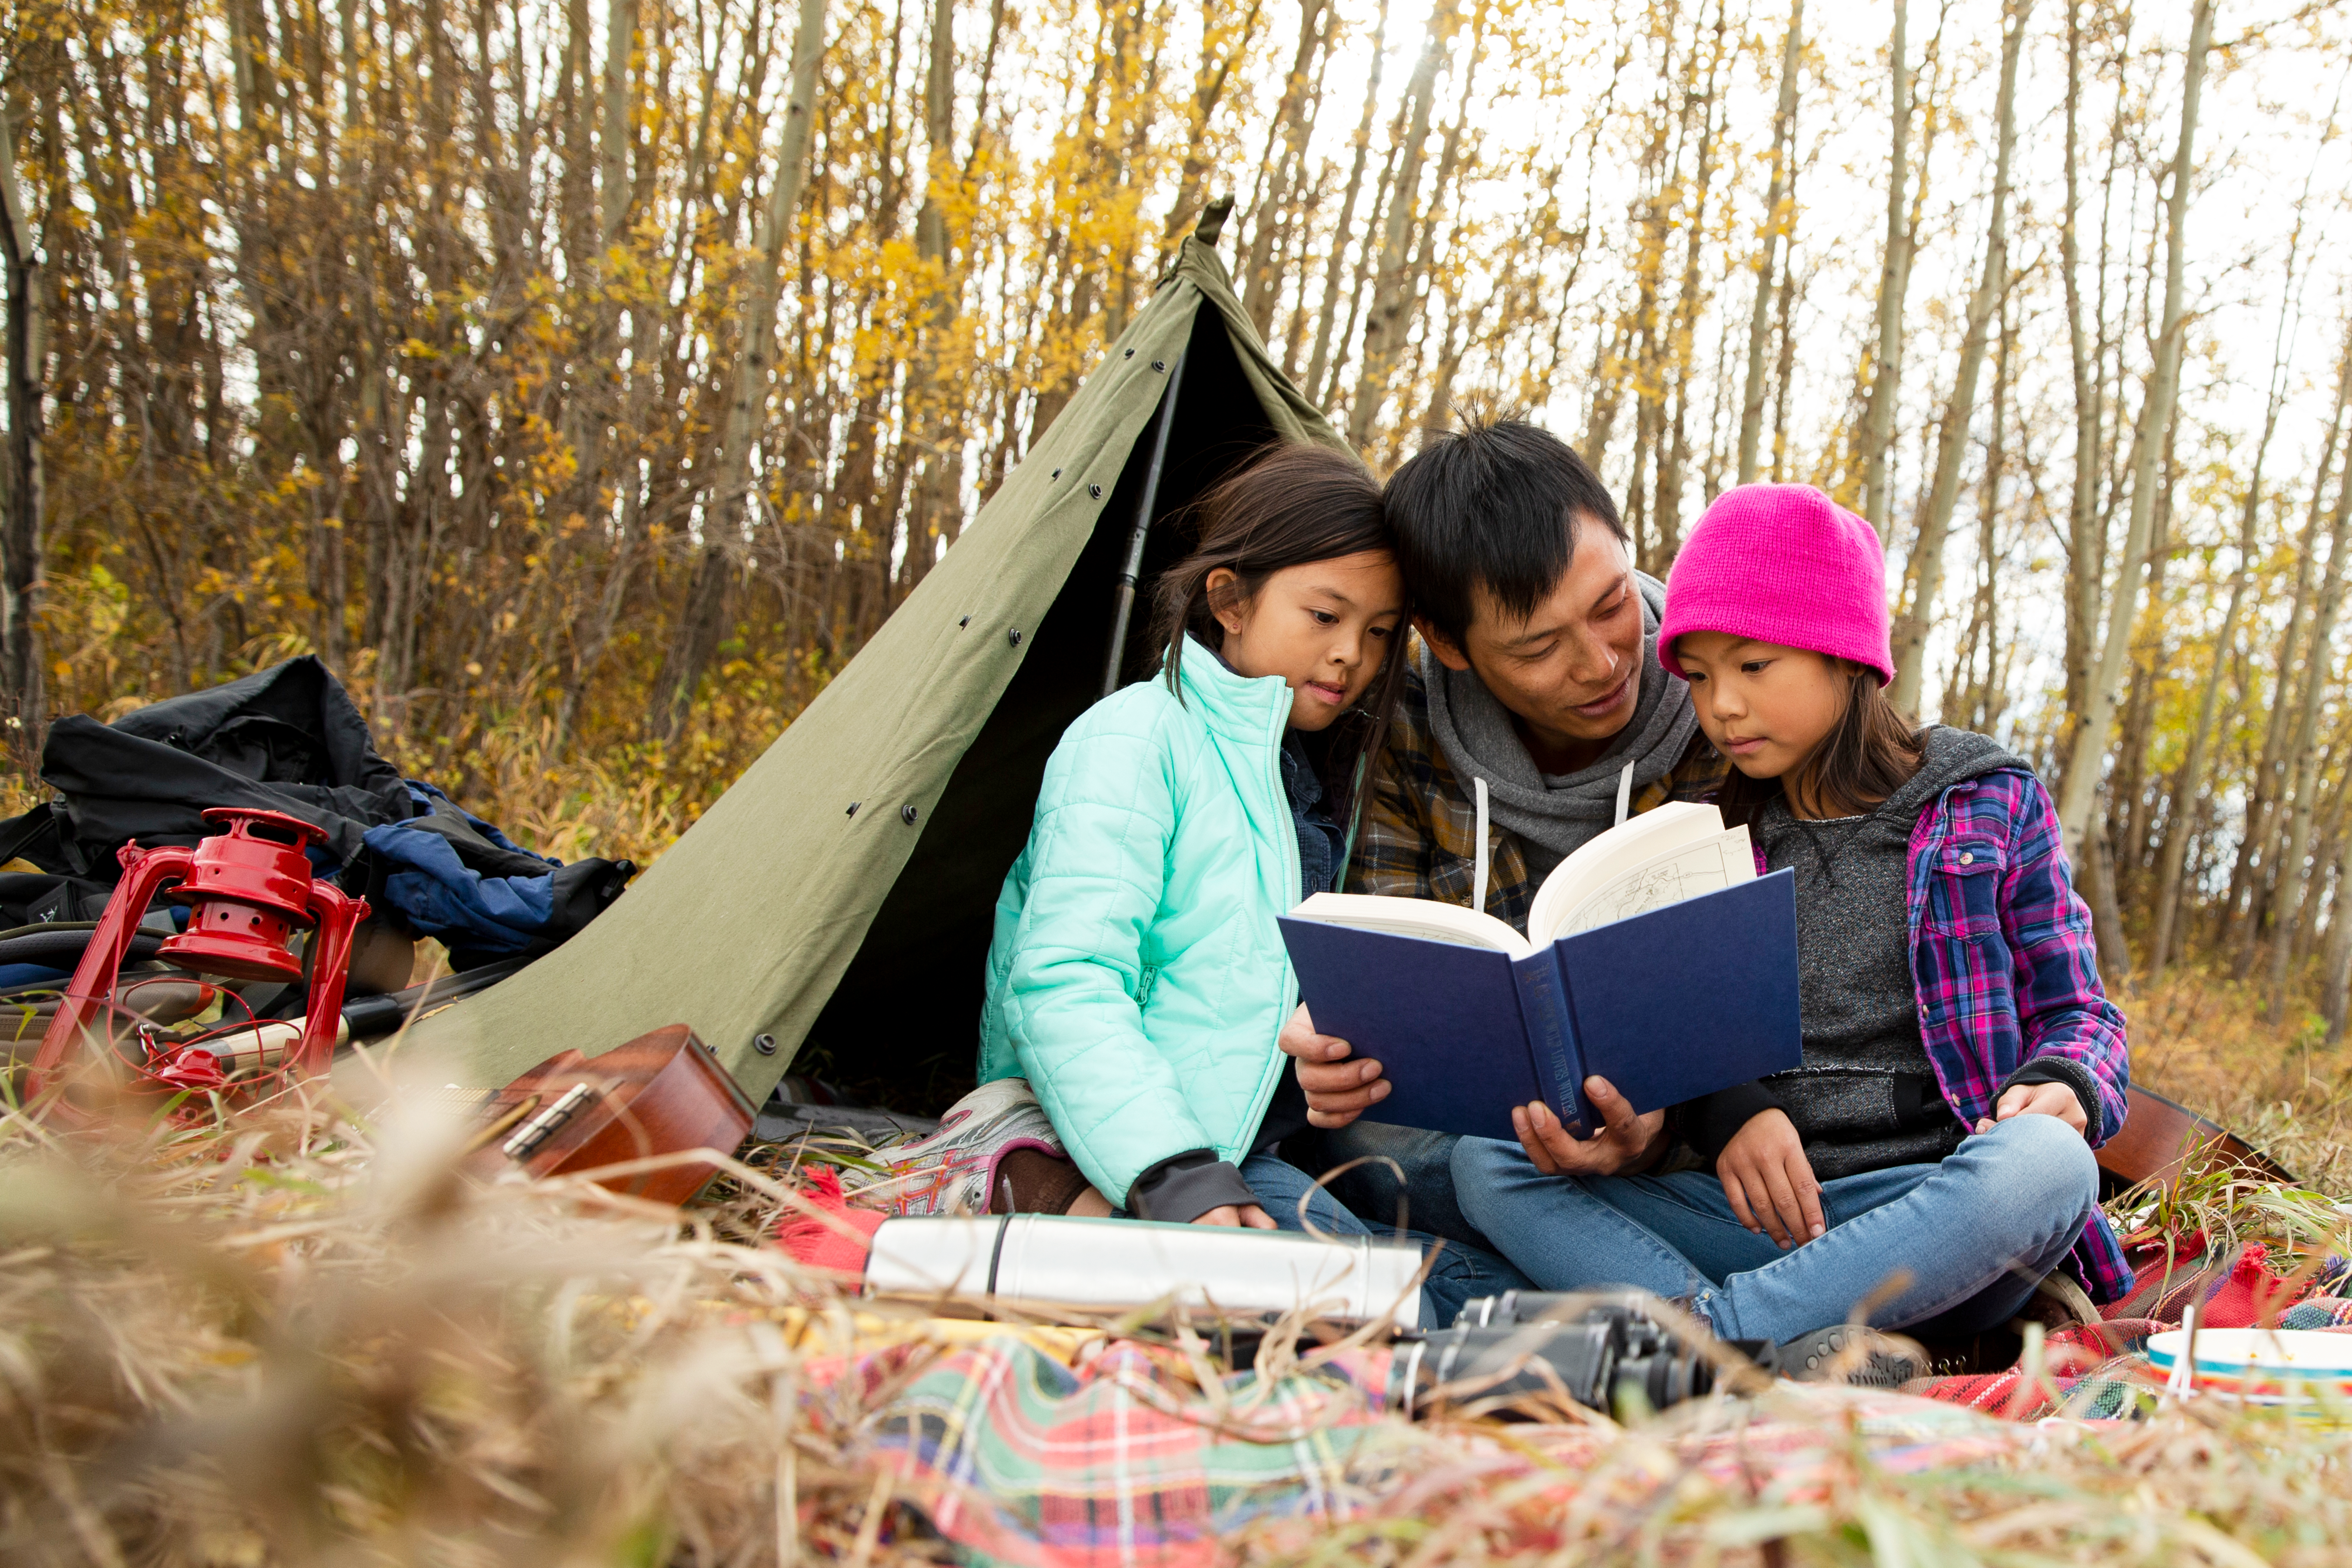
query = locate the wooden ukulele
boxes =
[458,1024,756,1207]
[2096,1083,2296,1194]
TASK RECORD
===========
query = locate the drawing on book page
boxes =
[1559,842,1744,937]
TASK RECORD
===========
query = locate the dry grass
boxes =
[0,1029,2350,1568]
[13,705,2352,1562]
[2125,967,2352,1196]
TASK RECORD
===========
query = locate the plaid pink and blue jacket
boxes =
[1900,764,2133,1303]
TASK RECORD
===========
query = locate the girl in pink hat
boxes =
[1452,482,2131,1377]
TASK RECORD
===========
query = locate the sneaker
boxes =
[845,1078,1068,1217]
[1774,1323,1926,1387]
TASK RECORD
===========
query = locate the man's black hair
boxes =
[1382,416,1627,645]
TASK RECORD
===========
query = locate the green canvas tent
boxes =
[394,223,1349,1108]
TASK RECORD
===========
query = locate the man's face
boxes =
[1420,525,1646,756]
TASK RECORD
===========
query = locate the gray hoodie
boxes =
[1419,573,1703,878]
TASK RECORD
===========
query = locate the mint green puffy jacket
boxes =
[979,637,1309,1207]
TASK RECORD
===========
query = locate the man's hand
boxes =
[1194,1204,1277,1229]
[1279,1003,1390,1129]
[1512,1076,1666,1176]
[1974,1080,2088,1136]
[1717,1109,1822,1249]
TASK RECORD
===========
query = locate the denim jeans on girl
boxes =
[1451,1113,2100,1344]
[1229,1152,1533,1328]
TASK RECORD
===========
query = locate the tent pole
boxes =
[1101,349,1189,696]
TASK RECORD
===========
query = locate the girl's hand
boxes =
[1716,1110,1823,1249]
[1281,1003,1390,1129]
[1194,1204,1278,1229]
[1974,1080,2087,1136]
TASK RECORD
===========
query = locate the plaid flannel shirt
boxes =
[1904,764,2134,1303]
[1346,655,1731,933]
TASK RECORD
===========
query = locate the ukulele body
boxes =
[466,1024,756,1206]
[2096,1083,2295,1196]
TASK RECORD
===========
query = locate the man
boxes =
[1282,416,1724,1227]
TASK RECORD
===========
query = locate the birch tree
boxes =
[656,0,827,744]
[0,105,40,757]
[1736,0,1801,486]
[1888,0,2027,716]
[2055,0,2214,860]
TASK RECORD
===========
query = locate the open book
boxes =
[1290,801,1757,958]
[1278,805,1799,1140]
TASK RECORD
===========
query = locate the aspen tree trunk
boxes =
[1768,250,1799,481]
[2059,0,2106,736]
[1737,0,1801,486]
[2324,832,2352,1043]
[658,0,826,745]
[1888,0,2026,717]
[1859,0,1909,531]
[899,0,962,595]
[1161,4,1266,245]
[1241,0,1328,331]
[1656,0,1729,556]
[1582,322,1629,471]
[2150,478,2263,978]
[0,104,39,757]
[1347,0,1457,448]
[2266,451,2352,1011]
[2054,0,2213,860]
[1304,0,1387,411]
[2231,350,2350,947]
[1399,7,1488,349]
[2110,416,2181,896]
[600,0,637,247]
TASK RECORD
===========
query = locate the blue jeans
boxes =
[1286,1123,1483,1247]
[1239,1152,1532,1328]
[1452,1114,2100,1344]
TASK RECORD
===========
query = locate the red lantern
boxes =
[29,808,371,1097]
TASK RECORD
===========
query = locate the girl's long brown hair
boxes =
[1149,443,1410,841]
[1713,661,1926,827]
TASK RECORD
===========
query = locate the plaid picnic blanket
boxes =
[853,1337,1397,1568]
[822,1334,2028,1568]
[1908,1241,2352,1420]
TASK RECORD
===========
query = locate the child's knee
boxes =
[1990,1111,2099,1208]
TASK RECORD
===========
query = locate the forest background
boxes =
[5,0,2352,1051]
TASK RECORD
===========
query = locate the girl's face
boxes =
[1210,550,1406,732]
[1672,631,1849,786]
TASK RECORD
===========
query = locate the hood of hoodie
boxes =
[1420,571,1703,873]
[1879,725,2026,823]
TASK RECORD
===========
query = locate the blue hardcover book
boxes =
[1277,808,1802,1139]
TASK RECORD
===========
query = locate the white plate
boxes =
[2146,1328,2352,1379]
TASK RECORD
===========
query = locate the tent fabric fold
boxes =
[398,235,1349,1105]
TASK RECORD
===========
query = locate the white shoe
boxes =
[846,1077,1066,1216]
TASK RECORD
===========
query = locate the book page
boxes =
[1287,892,1532,959]
[1551,826,1757,938]
[1525,802,1725,943]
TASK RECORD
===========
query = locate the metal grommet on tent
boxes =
[1089,484,1102,498]
[1152,359,1166,371]
[958,615,970,627]
[1123,348,1134,358]
[1007,628,1022,646]
[846,802,860,816]
[900,804,919,825]
[752,1033,777,1056]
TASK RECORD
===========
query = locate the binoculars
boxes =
[1393,1291,1776,1419]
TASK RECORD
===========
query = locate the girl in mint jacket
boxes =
[977,447,1527,1321]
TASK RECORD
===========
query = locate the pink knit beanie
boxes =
[1657,483,1895,684]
